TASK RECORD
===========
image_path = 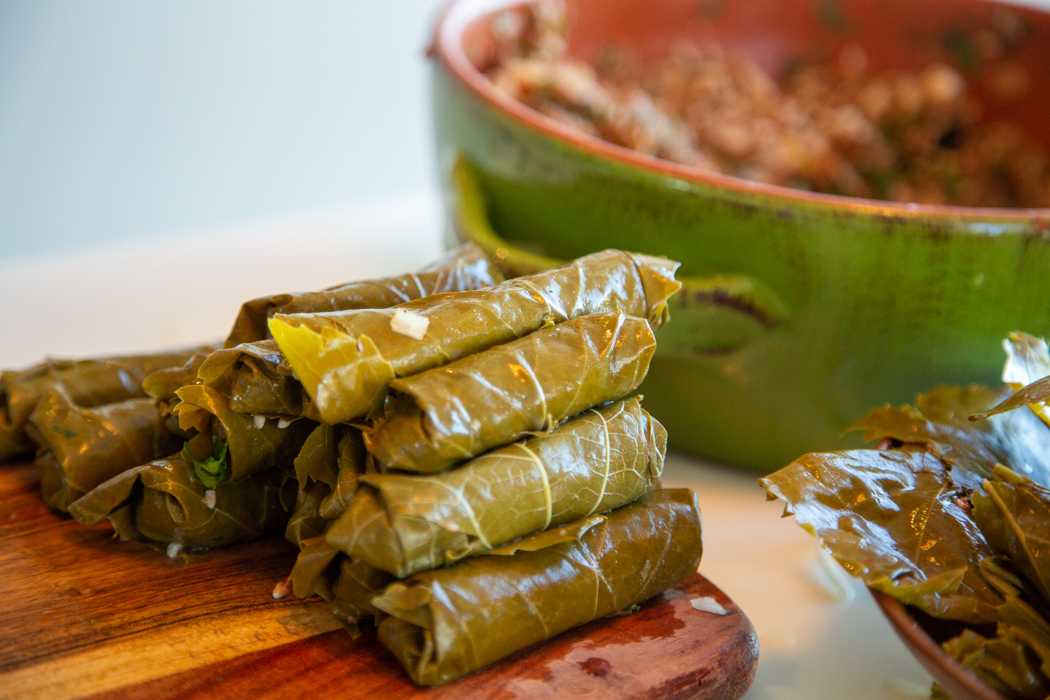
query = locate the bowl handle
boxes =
[447,157,791,355]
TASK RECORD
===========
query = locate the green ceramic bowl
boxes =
[429,0,1050,471]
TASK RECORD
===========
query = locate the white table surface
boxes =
[0,199,934,700]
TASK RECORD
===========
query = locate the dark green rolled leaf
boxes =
[197,341,306,418]
[224,242,504,347]
[172,384,315,483]
[284,425,366,548]
[269,249,681,424]
[331,557,395,626]
[851,385,1050,488]
[290,536,341,599]
[943,597,1050,700]
[25,388,179,512]
[1,350,201,463]
[760,449,1003,624]
[288,537,394,638]
[972,466,1050,608]
[373,488,702,687]
[68,452,295,548]
[0,413,34,464]
[365,313,656,473]
[292,424,364,490]
[319,447,364,521]
[328,397,665,578]
[285,479,330,550]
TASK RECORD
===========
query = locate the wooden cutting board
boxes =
[0,462,758,700]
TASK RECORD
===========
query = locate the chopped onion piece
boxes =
[166,543,183,559]
[201,490,216,509]
[690,597,729,615]
[390,309,430,340]
[277,418,292,429]
[253,415,266,430]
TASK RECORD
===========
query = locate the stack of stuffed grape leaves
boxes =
[262,248,702,685]
[2,244,706,689]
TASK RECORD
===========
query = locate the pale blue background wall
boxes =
[0,0,445,261]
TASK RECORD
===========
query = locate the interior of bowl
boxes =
[443,0,1050,217]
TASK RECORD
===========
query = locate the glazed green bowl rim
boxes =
[432,0,1050,230]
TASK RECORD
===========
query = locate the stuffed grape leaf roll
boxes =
[365,313,655,473]
[198,340,307,418]
[171,384,316,484]
[327,397,666,578]
[68,452,295,549]
[224,242,502,347]
[27,388,180,512]
[284,424,366,547]
[373,488,702,686]
[268,249,681,424]
[1,350,201,463]
[288,537,395,637]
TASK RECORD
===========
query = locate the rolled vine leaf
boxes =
[365,312,656,473]
[268,249,681,424]
[373,488,703,687]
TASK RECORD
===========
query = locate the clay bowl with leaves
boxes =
[761,333,1050,700]
[430,0,1050,473]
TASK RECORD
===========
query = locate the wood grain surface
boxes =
[0,462,758,700]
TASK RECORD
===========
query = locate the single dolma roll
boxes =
[68,452,295,549]
[224,242,503,347]
[285,424,366,547]
[198,340,306,418]
[0,350,199,463]
[172,384,316,484]
[365,313,656,472]
[328,398,666,578]
[290,537,395,624]
[373,488,703,686]
[202,246,504,417]
[269,249,681,424]
[26,388,180,512]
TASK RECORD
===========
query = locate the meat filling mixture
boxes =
[483,1,1050,208]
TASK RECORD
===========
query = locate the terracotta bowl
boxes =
[429,0,1050,471]
[870,589,1007,700]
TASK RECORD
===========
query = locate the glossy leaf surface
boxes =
[373,488,702,687]
[1,350,199,463]
[328,398,665,578]
[198,340,304,418]
[365,313,655,473]
[68,453,294,549]
[760,448,1003,623]
[26,388,178,512]
[173,384,315,483]
[851,385,1050,488]
[943,597,1050,700]
[269,249,681,424]
[973,467,1050,608]
[224,242,503,347]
